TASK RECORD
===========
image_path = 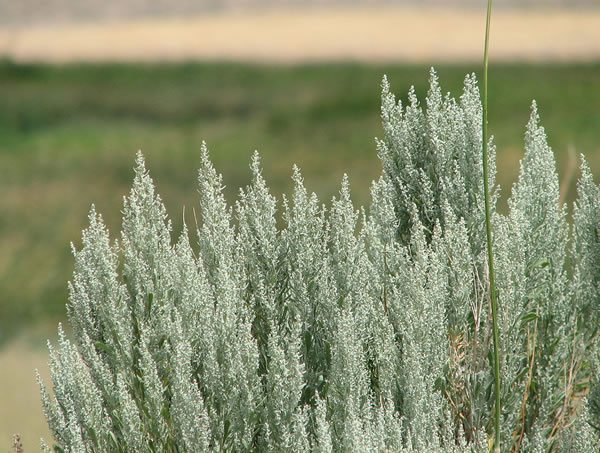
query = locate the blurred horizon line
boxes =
[0,6,598,64]
[0,1,598,27]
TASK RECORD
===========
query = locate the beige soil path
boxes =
[0,7,598,62]
[0,337,52,449]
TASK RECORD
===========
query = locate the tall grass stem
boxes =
[482,0,501,452]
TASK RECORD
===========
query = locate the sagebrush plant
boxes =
[38,68,600,452]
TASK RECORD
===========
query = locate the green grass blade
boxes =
[482,0,501,451]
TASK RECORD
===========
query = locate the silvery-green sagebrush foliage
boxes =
[39,70,600,452]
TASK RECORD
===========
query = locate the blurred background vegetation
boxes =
[0,1,599,448]
[1,61,599,345]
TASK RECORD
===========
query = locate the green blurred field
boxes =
[0,61,599,446]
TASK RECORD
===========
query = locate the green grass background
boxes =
[0,61,599,446]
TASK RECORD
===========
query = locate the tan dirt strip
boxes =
[0,339,52,448]
[0,7,598,63]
